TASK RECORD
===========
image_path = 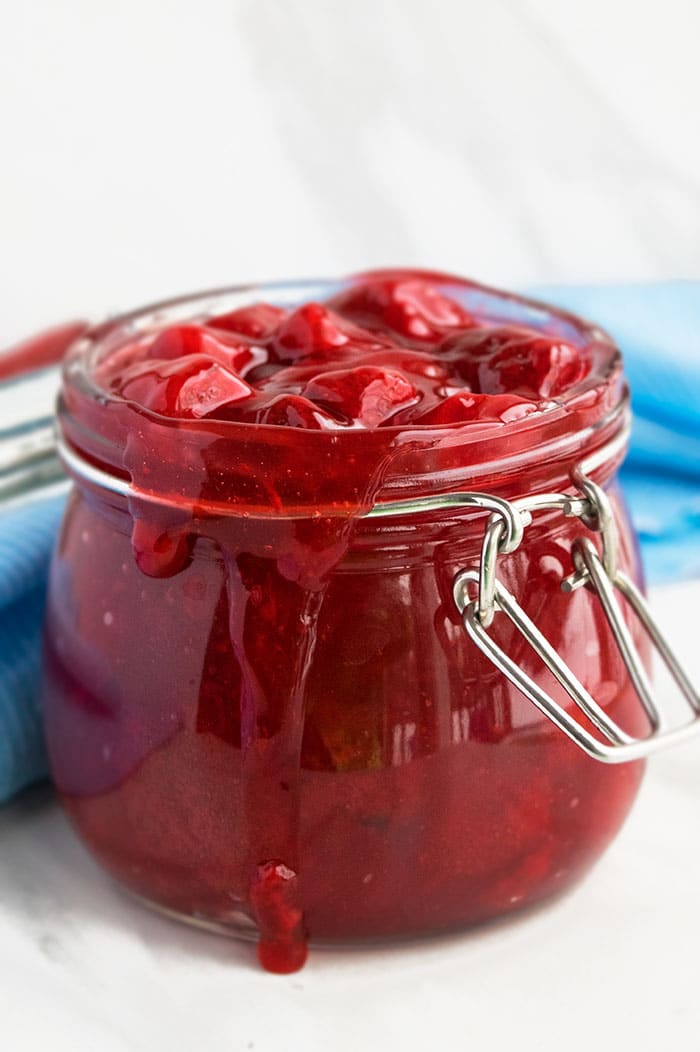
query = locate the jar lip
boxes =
[57,409,630,521]
[59,275,628,512]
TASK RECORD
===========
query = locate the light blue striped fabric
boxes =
[1,283,699,803]
[0,496,65,801]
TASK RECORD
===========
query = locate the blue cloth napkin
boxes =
[1,282,699,803]
[0,495,66,802]
[532,282,700,581]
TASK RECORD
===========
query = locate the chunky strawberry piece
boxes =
[177,364,253,419]
[303,366,419,427]
[120,359,197,416]
[207,303,288,340]
[415,391,540,426]
[272,304,367,362]
[329,276,475,343]
[146,324,267,376]
[122,356,253,419]
[443,326,587,400]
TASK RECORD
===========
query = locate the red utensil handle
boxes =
[0,320,88,381]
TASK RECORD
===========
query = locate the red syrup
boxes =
[43,271,648,973]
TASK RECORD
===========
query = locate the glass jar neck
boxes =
[57,278,628,518]
[58,391,629,519]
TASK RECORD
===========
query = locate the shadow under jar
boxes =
[43,272,653,973]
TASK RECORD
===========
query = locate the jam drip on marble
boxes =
[219,503,389,973]
[223,550,327,974]
[251,861,307,974]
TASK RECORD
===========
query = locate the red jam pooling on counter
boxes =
[46,272,644,977]
[95,274,591,429]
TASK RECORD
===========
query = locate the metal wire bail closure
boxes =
[452,467,700,764]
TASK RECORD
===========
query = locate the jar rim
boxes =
[58,274,628,514]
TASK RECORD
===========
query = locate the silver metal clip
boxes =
[453,470,700,764]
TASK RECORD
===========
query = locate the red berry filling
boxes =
[328,275,475,343]
[302,366,419,427]
[442,326,588,400]
[208,303,288,341]
[415,391,540,426]
[98,273,592,429]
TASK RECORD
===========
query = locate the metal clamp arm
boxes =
[452,472,700,764]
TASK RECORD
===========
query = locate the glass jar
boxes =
[41,277,684,974]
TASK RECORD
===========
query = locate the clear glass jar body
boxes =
[42,279,648,969]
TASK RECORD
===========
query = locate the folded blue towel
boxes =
[532,283,700,581]
[0,496,66,802]
[1,283,699,803]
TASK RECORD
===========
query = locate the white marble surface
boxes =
[0,580,699,1052]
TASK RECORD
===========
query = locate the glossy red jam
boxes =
[93,273,590,430]
[43,272,647,973]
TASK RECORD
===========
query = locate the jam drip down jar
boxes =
[42,271,700,973]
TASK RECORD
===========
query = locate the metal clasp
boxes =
[452,470,700,764]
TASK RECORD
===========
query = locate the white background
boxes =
[1,0,699,345]
[1,2,699,1050]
